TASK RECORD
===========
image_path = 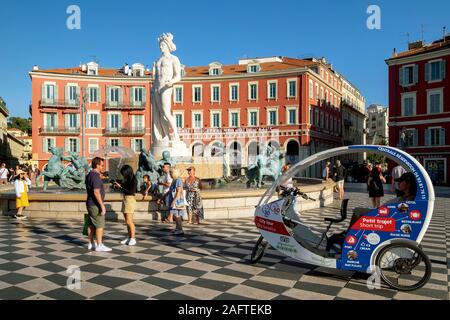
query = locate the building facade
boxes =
[366,104,389,145]
[30,56,364,177]
[386,36,450,185]
[341,78,367,164]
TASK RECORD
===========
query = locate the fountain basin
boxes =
[0,179,334,221]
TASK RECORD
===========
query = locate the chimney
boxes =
[32,65,39,71]
[408,40,424,50]
[392,48,397,58]
[124,63,129,75]
[81,64,87,72]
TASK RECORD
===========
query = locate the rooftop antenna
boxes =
[402,32,410,46]
[444,26,447,38]
[90,55,99,63]
[421,24,425,42]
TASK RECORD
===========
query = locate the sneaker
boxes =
[95,244,112,252]
[173,230,184,236]
[127,238,137,246]
[120,238,130,245]
[87,241,98,250]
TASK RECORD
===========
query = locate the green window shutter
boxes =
[76,114,80,128]
[65,114,69,128]
[54,85,59,100]
[399,68,404,86]
[43,138,48,153]
[425,129,430,146]
[413,65,418,84]
[441,60,446,79]
[98,87,102,103]
[425,63,430,82]
[440,128,445,146]
[41,84,46,102]
[119,87,123,104]
[76,86,80,103]
[107,114,111,129]
[143,88,147,106]
[65,86,69,102]
[65,138,69,152]
[118,114,122,129]
[130,87,135,105]
[106,87,110,103]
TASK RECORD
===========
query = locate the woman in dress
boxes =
[367,162,386,208]
[14,169,31,220]
[184,167,204,224]
[168,168,186,235]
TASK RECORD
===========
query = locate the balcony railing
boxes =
[103,102,146,110]
[39,99,80,108]
[104,127,145,136]
[39,127,81,135]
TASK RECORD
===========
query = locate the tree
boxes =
[7,117,31,134]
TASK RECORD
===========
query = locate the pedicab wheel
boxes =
[250,235,268,264]
[375,243,431,291]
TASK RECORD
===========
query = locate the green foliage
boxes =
[7,117,31,133]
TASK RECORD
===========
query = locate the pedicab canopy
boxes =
[255,145,434,272]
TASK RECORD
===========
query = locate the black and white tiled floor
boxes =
[0,191,449,300]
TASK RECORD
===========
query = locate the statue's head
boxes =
[158,33,176,53]
[162,150,171,160]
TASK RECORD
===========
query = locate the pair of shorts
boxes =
[170,209,186,218]
[122,195,136,214]
[336,180,345,189]
[87,206,105,229]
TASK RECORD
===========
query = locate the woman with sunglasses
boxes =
[184,166,204,224]
[14,169,31,220]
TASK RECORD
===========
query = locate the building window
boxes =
[427,89,443,114]
[89,138,99,154]
[109,139,120,147]
[249,111,258,126]
[87,113,99,128]
[43,138,56,153]
[174,86,183,103]
[44,84,55,102]
[310,107,314,125]
[210,68,220,76]
[230,84,239,101]
[211,85,220,102]
[67,85,78,104]
[426,60,446,82]
[211,112,221,128]
[320,87,324,100]
[288,80,297,98]
[68,138,79,153]
[193,113,202,129]
[230,111,239,127]
[108,113,121,130]
[325,114,329,130]
[268,109,277,126]
[320,112,324,128]
[65,113,79,129]
[132,115,144,131]
[400,65,418,86]
[89,87,98,103]
[174,113,183,128]
[44,112,57,128]
[315,83,319,100]
[193,86,202,103]
[132,87,144,105]
[287,107,297,125]
[248,64,260,73]
[108,87,120,104]
[268,81,277,99]
[132,139,144,152]
[309,80,313,98]
[426,128,445,146]
[401,93,416,116]
[249,83,258,100]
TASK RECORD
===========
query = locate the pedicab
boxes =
[250,145,434,291]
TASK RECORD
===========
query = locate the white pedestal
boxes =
[151,140,190,159]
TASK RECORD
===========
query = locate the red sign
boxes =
[378,207,389,216]
[350,217,396,232]
[345,235,357,246]
[409,210,422,221]
[255,217,290,236]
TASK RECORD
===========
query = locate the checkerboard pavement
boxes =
[0,190,449,300]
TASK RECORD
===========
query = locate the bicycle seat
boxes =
[324,199,349,224]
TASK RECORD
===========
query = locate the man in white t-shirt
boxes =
[391,164,407,197]
[158,163,173,222]
[0,163,9,185]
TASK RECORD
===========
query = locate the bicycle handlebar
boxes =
[279,186,317,201]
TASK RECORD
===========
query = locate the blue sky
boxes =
[0,0,449,118]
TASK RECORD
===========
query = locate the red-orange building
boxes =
[30,56,347,176]
[386,36,450,185]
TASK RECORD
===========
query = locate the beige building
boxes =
[340,77,367,164]
[0,97,26,167]
[7,129,32,166]
[366,104,389,145]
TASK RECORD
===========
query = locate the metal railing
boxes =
[104,127,145,136]
[103,102,146,110]
[39,99,80,108]
[39,127,81,134]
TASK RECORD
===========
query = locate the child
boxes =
[14,169,31,220]
[142,175,159,200]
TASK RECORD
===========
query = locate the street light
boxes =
[80,87,88,159]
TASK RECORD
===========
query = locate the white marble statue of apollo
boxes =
[151,33,181,143]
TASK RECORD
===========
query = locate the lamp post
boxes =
[80,87,88,159]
